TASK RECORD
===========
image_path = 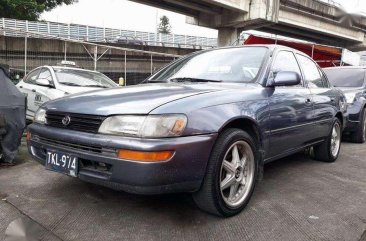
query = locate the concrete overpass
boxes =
[129,0,366,50]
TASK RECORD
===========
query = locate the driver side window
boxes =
[38,68,53,82]
[24,69,40,85]
[271,51,302,86]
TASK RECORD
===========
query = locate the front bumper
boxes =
[27,124,217,194]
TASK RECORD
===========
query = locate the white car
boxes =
[16,66,119,121]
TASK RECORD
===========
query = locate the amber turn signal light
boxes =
[117,150,174,162]
[26,131,31,141]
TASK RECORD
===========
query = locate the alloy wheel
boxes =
[330,122,341,157]
[219,141,255,208]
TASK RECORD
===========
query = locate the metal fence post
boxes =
[151,55,153,74]
[64,41,67,61]
[24,35,27,75]
[1,18,5,36]
[124,51,127,86]
[86,26,89,41]
[94,46,98,71]
[68,23,71,39]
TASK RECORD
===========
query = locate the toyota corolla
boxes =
[27,45,347,216]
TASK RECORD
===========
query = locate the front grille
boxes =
[46,111,105,134]
[34,135,116,155]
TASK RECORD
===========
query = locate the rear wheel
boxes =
[351,110,366,143]
[313,119,342,162]
[193,128,258,217]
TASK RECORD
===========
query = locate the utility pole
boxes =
[94,46,98,71]
[155,9,159,43]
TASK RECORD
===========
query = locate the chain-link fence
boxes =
[0,26,191,85]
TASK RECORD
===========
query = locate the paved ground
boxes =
[0,138,366,241]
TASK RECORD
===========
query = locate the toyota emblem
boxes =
[62,116,71,126]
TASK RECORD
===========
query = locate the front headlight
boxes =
[98,114,187,138]
[34,108,46,124]
[344,93,356,104]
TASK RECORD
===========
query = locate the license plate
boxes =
[46,151,78,177]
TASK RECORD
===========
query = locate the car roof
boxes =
[216,44,310,56]
[49,66,100,73]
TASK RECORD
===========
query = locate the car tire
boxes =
[351,109,366,143]
[313,118,342,163]
[192,128,258,217]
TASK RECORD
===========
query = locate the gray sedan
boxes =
[27,45,347,216]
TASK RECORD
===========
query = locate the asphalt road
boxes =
[0,138,366,241]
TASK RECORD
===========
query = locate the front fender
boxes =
[183,100,270,137]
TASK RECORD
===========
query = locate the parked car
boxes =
[17,65,118,121]
[27,45,347,217]
[108,36,145,45]
[324,66,366,143]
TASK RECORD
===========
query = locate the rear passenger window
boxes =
[297,54,326,88]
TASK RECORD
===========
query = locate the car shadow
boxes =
[45,151,319,225]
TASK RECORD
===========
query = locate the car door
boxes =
[32,67,54,111]
[267,50,314,158]
[296,54,335,139]
[17,68,41,120]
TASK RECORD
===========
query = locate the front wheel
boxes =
[313,119,342,162]
[192,128,258,217]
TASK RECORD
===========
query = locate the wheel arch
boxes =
[215,117,265,181]
[335,112,344,127]
[218,117,264,150]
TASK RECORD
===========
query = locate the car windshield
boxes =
[54,68,117,88]
[147,47,268,83]
[324,68,365,88]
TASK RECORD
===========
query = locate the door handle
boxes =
[305,98,312,104]
[31,89,36,92]
[330,98,336,102]
[19,86,23,88]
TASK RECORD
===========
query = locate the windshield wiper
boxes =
[84,85,109,88]
[169,77,222,83]
[60,82,82,86]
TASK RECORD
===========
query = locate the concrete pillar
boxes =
[218,27,239,47]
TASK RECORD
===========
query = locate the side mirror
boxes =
[269,71,301,87]
[36,78,52,87]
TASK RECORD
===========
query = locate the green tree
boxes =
[0,0,75,21]
[157,15,172,34]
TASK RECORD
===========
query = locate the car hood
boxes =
[44,83,230,115]
[336,87,364,94]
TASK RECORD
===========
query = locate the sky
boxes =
[334,0,366,13]
[40,0,218,38]
[40,0,366,39]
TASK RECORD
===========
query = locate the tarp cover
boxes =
[0,65,26,163]
[244,35,343,68]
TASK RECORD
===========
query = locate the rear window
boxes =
[324,68,365,88]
